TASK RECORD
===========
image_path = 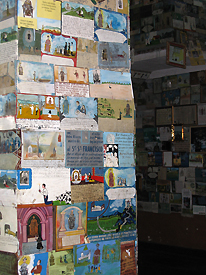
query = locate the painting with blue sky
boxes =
[87,198,136,242]
[0,0,15,21]
[89,69,131,85]
[41,32,77,65]
[0,93,16,117]
[62,1,94,20]
[104,168,136,201]
[16,60,54,84]
[60,97,97,120]
[74,239,121,275]
[18,252,48,275]
[94,8,127,34]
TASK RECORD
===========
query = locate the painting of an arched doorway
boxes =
[56,203,87,251]
[17,205,53,256]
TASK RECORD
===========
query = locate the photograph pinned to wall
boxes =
[121,240,137,275]
[191,85,200,104]
[0,0,15,23]
[104,167,136,201]
[0,93,16,117]
[0,25,18,44]
[89,69,133,100]
[60,96,98,130]
[182,188,192,214]
[173,105,197,125]
[87,198,136,242]
[166,167,179,181]
[62,2,94,40]
[94,8,127,43]
[143,127,161,152]
[41,32,77,66]
[163,151,172,167]
[117,0,129,14]
[18,27,41,56]
[54,65,88,84]
[0,170,17,206]
[189,153,203,167]
[18,252,48,275]
[155,107,173,126]
[0,130,21,170]
[16,60,55,95]
[56,203,87,251]
[166,41,186,69]
[16,94,60,121]
[17,0,61,30]
[183,15,196,31]
[0,206,18,253]
[17,167,71,206]
[198,103,206,125]
[191,127,206,152]
[103,132,135,167]
[98,98,134,133]
[17,205,53,256]
[71,167,104,203]
[180,87,190,105]
[17,168,32,189]
[173,152,189,167]
[48,250,74,275]
[153,78,162,94]
[200,85,206,103]
[187,35,205,66]
[0,61,15,95]
[65,130,103,168]
[177,73,190,88]
[21,130,64,168]
[74,239,121,275]
[54,66,89,97]
[77,37,98,69]
[98,42,129,69]
[0,251,17,275]
[161,89,180,106]
[156,180,171,193]
[161,75,178,91]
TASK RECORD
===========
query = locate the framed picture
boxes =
[173,105,197,125]
[166,42,186,69]
[155,107,173,126]
[200,85,206,103]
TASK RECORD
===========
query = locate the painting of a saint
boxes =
[68,210,75,229]
[29,216,38,237]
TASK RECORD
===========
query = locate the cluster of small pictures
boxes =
[0,0,137,274]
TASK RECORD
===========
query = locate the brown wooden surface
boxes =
[138,211,206,250]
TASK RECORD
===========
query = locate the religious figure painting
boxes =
[98,98,134,133]
[56,203,87,251]
[98,42,129,69]
[54,65,89,84]
[41,32,78,67]
[18,252,48,275]
[48,249,74,275]
[16,94,60,121]
[17,205,53,256]
[104,167,136,201]
[94,8,127,43]
[22,130,64,161]
[16,60,55,95]
[0,130,21,170]
[73,239,121,275]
